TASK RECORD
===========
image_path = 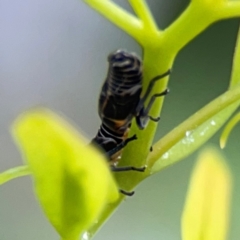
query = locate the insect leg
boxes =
[106,134,137,157]
[119,189,135,196]
[114,166,146,196]
[111,165,146,172]
[136,89,169,129]
[139,69,171,104]
[143,88,169,119]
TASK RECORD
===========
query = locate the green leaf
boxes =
[182,147,232,240]
[12,108,119,240]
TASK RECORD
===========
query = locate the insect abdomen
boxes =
[99,49,143,135]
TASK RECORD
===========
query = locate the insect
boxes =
[92,49,170,195]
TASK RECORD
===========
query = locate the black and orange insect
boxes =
[92,49,170,195]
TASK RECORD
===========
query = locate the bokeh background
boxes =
[0,0,240,239]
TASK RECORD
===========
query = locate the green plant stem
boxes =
[86,196,124,238]
[116,49,174,189]
[230,27,240,89]
[83,0,143,43]
[151,103,239,174]
[129,0,159,33]
[221,2,240,18]
[86,47,174,238]
[149,24,240,172]
[220,111,240,148]
[83,0,240,237]
[0,165,30,185]
[163,3,216,54]
[148,87,240,171]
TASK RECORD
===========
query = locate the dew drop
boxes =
[182,130,194,144]
[200,126,209,136]
[185,130,192,137]
[82,231,91,240]
[162,152,169,159]
[210,120,216,126]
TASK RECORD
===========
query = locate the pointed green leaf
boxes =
[12,108,119,240]
[182,148,232,240]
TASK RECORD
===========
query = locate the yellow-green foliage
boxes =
[12,109,119,240]
[1,1,240,239]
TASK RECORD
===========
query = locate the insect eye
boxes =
[108,49,128,63]
[114,54,124,61]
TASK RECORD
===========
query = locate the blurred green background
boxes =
[0,0,240,239]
